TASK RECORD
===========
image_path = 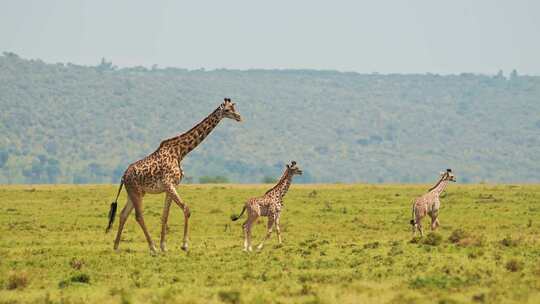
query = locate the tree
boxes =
[262,176,277,184]
[199,176,229,184]
[0,150,8,168]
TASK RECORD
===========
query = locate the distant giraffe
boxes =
[231,161,303,251]
[410,169,456,236]
[106,98,242,253]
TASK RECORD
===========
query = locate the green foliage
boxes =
[0,184,539,303]
[218,290,241,304]
[448,229,469,243]
[410,275,465,290]
[199,175,229,184]
[1,54,540,184]
[422,232,443,246]
[262,176,277,184]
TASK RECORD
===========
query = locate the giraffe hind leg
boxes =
[243,214,257,252]
[126,186,157,254]
[114,198,134,251]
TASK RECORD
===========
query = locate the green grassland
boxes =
[0,184,539,304]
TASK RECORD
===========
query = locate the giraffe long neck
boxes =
[159,107,223,159]
[268,170,293,199]
[430,179,448,196]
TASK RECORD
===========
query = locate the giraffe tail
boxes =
[105,180,123,233]
[230,206,246,221]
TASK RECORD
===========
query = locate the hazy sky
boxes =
[1,0,539,74]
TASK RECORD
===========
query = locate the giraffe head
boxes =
[219,98,242,122]
[287,161,303,176]
[440,169,456,182]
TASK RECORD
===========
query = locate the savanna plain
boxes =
[0,184,539,304]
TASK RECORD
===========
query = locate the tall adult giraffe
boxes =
[106,98,242,253]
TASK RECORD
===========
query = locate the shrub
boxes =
[505,259,523,272]
[199,176,229,184]
[410,275,464,289]
[6,272,29,290]
[472,293,486,303]
[448,229,468,243]
[409,236,422,244]
[261,176,277,183]
[70,273,90,284]
[500,235,520,247]
[363,242,380,249]
[218,290,241,304]
[422,233,443,246]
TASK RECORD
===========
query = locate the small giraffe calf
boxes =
[410,169,456,236]
[231,161,303,251]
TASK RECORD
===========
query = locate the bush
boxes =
[218,290,241,304]
[6,272,29,290]
[449,229,483,247]
[199,176,229,184]
[500,235,520,247]
[448,229,469,243]
[70,273,90,284]
[505,259,523,272]
[363,242,380,249]
[410,275,464,289]
[422,233,443,246]
[261,176,277,184]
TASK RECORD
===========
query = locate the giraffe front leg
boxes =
[430,210,439,231]
[244,214,257,252]
[275,214,282,245]
[160,195,172,252]
[257,216,275,250]
[165,185,190,252]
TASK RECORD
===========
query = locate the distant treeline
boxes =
[1,53,539,184]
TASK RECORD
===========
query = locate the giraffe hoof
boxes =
[160,245,168,252]
[181,244,189,252]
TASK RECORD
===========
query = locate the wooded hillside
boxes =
[1,53,539,183]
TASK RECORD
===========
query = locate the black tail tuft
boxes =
[105,202,118,233]
[231,206,246,221]
[410,219,415,226]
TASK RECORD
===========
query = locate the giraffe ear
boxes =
[447,168,452,172]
